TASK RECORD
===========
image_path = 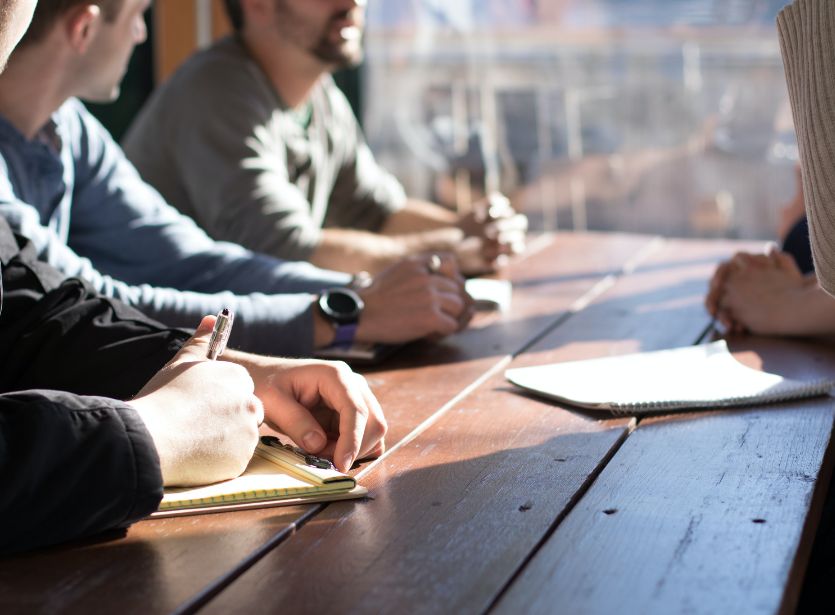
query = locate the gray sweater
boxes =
[123,36,406,263]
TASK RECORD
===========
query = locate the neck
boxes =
[0,44,72,140]
[240,31,328,109]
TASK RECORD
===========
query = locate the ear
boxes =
[64,4,102,54]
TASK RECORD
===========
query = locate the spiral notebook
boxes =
[505,340,835,415]
[152,436,367,517]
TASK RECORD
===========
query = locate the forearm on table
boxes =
[310,227,463,274]
[379,199,459,235]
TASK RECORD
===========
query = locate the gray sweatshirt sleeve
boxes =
[124,61,327,262]
[778,0,835,296]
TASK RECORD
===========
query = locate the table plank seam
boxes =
[513,237,665,357]
[185,235,667,613]
[358,238,664,479]
[171,505,324,615]
[483,422,635,615]
[154,234,575,615]
[356,356,514,481]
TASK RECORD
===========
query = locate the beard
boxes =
[311,34,364,69]
[273,0,365,69]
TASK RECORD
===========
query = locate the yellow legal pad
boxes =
[152,436,367,517]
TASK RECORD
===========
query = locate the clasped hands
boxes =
[456,192,528,275]
[705,247,816,336]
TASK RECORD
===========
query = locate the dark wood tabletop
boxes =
[2,232,832,615]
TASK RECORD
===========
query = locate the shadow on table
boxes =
[0,503,312,614]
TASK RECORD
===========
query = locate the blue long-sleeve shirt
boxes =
[0,99,351,356]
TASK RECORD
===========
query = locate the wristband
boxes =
[332,322,358,347]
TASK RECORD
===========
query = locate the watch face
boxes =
[319,288,364,324]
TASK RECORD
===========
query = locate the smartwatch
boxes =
[318,288,365,346]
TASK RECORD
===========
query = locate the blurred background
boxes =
[99,0,798,242]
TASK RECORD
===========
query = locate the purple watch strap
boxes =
[332,322,358,347]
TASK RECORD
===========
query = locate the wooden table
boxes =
[2,232,833,615]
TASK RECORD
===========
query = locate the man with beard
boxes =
[0,0,474,359]
[123,0,528,276]
[0,0,387,554]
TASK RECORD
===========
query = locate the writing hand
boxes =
[129,315,264,486]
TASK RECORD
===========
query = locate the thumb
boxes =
[172,315,217,364]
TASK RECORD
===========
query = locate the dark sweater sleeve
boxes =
[0,390,163,555]
[0,228,190,399]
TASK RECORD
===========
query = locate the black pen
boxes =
[207,308,234,360]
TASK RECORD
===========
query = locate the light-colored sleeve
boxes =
[321,81,408,231]
[778,0,835,296]
[125,68,406,260]
[69,101,349,294]
[125,65,327,262]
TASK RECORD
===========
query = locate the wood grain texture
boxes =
[199,237,748,614]
[0,234,653,615]
[0,505,311,615]
[494,340,835,615]
[200,371,630,615]
[358,232,656,447]
[211,0,231,39]
[153,0,197,84]
[153,0,230,84]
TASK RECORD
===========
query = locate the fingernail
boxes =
[302,431,325,451]
[341,454,355,471]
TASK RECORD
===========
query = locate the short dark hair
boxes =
[19,0,125,46]
[223,0,243,32]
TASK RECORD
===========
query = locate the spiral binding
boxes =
[606,379,835,416]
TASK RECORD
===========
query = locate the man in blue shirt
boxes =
[0,0,386,555]
[0,0,472,357]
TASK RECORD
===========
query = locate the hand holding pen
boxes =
[128,311,263,486]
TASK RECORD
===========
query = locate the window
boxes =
[363,0,796,239]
